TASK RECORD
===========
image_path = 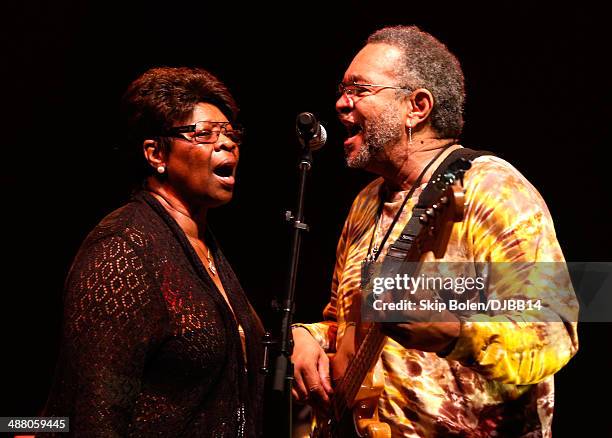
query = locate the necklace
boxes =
[146,191,216,277]
[187,236,217,277]
[205,247,217,276]
[367,213,383,263]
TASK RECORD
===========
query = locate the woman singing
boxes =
[44,67,264,437]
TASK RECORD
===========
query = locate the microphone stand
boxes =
[261,143,313,437]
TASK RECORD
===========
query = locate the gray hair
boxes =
[368,26,465,138]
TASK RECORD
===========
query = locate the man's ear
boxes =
[143,139,166,172]
[405,88,435,129]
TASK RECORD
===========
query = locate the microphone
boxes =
[296,112,327,151]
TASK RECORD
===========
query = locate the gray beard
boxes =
[346,102,403,169]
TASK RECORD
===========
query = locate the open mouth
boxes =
[348,124,363,137]
[343,122,363,145]
[213,161,236,186]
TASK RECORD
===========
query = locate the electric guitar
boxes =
[311,162,469,438]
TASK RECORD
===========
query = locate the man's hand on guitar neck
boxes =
[291,327,333,407]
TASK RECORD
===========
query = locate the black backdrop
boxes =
[2,1,611,436]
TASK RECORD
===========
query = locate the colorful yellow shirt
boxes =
[300,154,579,437]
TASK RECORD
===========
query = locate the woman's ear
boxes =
[143,139,167,174]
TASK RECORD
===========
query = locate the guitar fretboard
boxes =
[332,323,386,421]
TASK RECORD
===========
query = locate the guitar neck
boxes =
[332,323,386,420]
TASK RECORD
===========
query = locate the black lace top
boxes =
[44,191,264,437]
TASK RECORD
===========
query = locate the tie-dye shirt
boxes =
[299,153,579,437]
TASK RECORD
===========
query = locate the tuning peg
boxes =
[439,196,449,205]
[426,208,435,217]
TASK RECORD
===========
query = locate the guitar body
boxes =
[312,324,391,438]
[351,359,391,438]
[311,364,390,438]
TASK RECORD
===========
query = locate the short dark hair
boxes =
[368,26,465,138]
[121,66,238,147]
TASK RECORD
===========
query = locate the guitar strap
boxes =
[386,148,495,261]
[361,147,495,300]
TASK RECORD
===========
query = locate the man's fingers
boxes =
[303,365,329,402]
[317,352,333,395]
[292,369,308,401]
[291,388,300,401]
[291,329,332,405]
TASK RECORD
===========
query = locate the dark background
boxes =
[2,1,611,436]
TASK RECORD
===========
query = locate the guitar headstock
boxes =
[413,159,471,258]
[416,185,465,258]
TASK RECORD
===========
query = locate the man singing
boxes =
[291,25,578,437]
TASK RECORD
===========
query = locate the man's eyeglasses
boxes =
[164,121,244,145]
[337,82,411,99]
